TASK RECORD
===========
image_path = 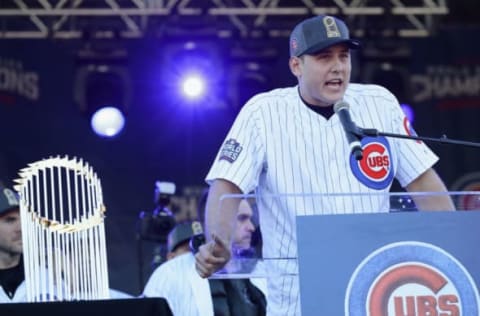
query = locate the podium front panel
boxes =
[297,211,480,316]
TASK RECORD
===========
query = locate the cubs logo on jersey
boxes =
[345,241,480,316]
[350,136,394,190]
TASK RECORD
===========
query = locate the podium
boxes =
[297,210,480,315]
[212,192,480,316]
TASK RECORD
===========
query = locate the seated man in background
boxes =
[0,186,24,303]
[143,190,266,315]
[214,197,262,275]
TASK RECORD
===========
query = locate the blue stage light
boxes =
[181,74,206,99]
[157,41,226,107]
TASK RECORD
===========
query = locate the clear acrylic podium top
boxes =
[209,191,479,279]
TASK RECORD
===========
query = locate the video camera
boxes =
[137,181,176,243]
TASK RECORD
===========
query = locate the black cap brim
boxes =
[300,38,360,56]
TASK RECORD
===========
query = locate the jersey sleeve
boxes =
[206,101,265,194]
[389,98,439,188]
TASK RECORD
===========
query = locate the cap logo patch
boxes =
[3,188,18,206]
[323,16,341,38]
[219,138,243,163]
[191,221,203,235]
[290,38,298,52]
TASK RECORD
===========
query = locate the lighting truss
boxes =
[0,0,449,39]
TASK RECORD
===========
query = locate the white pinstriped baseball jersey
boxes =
[206,83,438,315]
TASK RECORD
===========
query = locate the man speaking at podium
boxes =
[195,14,455,316]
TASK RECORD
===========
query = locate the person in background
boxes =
[0,186,24,303]
[231,197,256,257]
[143,190,266,315]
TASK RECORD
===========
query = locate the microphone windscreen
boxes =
[333,100,349,113]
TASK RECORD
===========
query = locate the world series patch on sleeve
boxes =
[219,138,243,163]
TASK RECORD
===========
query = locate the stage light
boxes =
[159,41,226,108]
[90,106,125,137]
[181,74,206,99]
[174,52,213,103]
[74,56,131,138]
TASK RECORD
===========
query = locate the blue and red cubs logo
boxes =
[345,242,480,316]
[350,137,394,190]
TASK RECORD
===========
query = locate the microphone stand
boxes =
[354,127,480,149]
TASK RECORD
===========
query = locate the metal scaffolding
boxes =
[0,0,450,39]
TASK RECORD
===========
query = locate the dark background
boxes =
[1,1,479,295]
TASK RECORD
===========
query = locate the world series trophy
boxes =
[14,156,109,302]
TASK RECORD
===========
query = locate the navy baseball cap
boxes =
[0,187,19,216]
[167,221,204,253]
[289,15,360,57]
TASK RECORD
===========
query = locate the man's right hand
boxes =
[195,233,231,278]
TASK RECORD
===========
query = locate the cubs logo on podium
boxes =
[345,241,480,316]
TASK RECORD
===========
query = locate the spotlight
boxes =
[90,106,125,137]
[74,60,131,137]
[174,52,213,103]
[181,74,206,99]
[159,41,226,108]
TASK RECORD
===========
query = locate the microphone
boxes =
[333,101,363,160]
